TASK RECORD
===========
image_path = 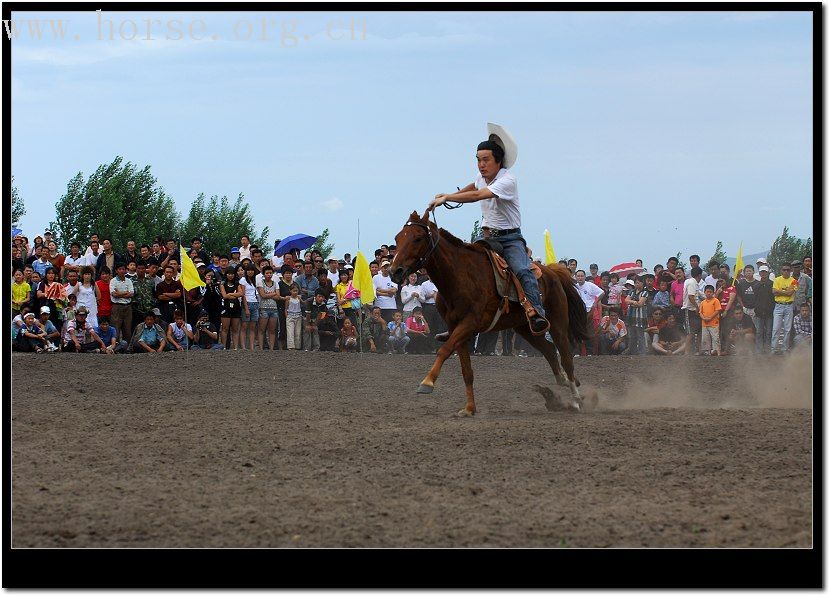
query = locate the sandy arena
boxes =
[11,350,812,548]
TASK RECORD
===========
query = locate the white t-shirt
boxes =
[239,278,258,303]
[238,246,252,261]
[420,279,437,304]
[575,281,604,311]
[64,255,85,271]
[702,275,719,291]
[682,278,701,311]
[327,270,340,287]
[271,255,284,268]
[475,168,521,230]
[84,251,101,267]
[401,283,423,312]
[168,322,192,342]
[373,273,398,309]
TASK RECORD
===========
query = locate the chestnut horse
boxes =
[391,210,591,416]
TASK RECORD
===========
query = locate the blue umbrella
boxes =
[275,233,317,255]
[11,227,22,239]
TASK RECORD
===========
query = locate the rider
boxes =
[429,127,549,334]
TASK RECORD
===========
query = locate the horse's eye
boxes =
[414,236,423,243]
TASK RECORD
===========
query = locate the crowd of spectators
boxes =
[11,230,813,358]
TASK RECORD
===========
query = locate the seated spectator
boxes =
[95,317,128,354]
[35,306,61,349]
[15,311,57,353]
[387,311,410,354]
[166,310,194,351]
[131,310,167,353]
[792,303,812,348]
[337,318,359,352]
[63,306,106,353]
[727,308,756,354]
[645,307,668,344]
[363,307,388,353]
[599,308,627,355]
[405,306,432,354]
[192,309,224,350]
[652,312,687,355]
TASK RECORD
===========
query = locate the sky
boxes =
[10,9,814,271]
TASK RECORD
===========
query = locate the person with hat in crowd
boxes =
[35,306,61,351]
[373,260,399,325]
[130,308,167,353]
[15,311,56,352]
[63,305,107,353]
[429,123,549,335]
[229,247,241,269]
[753,265,775,353]
[753,257,773,281]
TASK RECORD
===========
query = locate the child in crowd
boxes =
[387,311,410,354]
[599,307,627,355]
[338,318,358,352]
[699,284,722,356]
[285,283,304,350]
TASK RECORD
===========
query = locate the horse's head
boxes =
[390,210,435,285]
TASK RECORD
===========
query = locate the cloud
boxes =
[322,197,344,212]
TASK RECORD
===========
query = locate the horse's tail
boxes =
[550,266,591,342]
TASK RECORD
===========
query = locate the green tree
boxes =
[51,157,180,252]
[309,228,335,259]
[180,193,269,257]
[470,219,482,242]
[675,251,687,271]
[767,226,812,273]
[11,176,25,226]
[707,241,728,267]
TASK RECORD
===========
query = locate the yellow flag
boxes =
[544,229,557,265]
[352,251,375,304]
[732,242,744,286]
[179,244,206,291]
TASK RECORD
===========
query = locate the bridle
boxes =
[403,218,440,274]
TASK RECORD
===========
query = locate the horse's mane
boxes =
[436,227,479,251]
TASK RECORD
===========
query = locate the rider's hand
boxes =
[429,195,448,211]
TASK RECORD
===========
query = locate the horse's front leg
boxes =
[456,341,476,416]
[416,319,476,394]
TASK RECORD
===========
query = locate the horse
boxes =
[390,210,592,417]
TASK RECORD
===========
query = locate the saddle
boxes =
[473,238,543,328]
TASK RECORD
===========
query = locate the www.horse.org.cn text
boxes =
[3,11,368,45]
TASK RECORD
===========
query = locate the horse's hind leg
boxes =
[456,341,476,416]
[515,326,581,410]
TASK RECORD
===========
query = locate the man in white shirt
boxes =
[683,266,704,353]
[574,269,604,356]
[702,260,720,291]
[429,127,548,334]
[326,258,341,287]
[373,260,399,323]
[238,235,252,262]
[418,269,442,347]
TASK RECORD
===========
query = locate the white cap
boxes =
[756,257,768,264]
[40,306,50,314]
[759,265,770,272]
[381,260,391,267]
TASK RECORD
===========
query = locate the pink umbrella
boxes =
[609,262,645,278]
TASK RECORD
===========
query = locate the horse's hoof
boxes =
[417,383,434,394]
[435,332,450,342]
[455,408,475,417]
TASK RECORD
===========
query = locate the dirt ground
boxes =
[11,349,812,548]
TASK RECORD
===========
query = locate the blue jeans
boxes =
[771,303,794,352]
[498,232,545,317]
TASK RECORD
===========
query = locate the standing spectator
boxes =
[229,247,241,269]
[239,266,260,350]
[276,269,294,349]
[47,240,65,279]
[201,269,223,336]
[419,270,442,351]
[400,272,423,318]
[37,267,67,328]
[665,256,679,275]
[754,265,775,353]
[623,277,649,355]
[736,265,759,331]
[257,266,281,350]
[703,260,720,291]
[651,278,672,311]
[96,266,114,324]
[405,306,432,354]
[753,257,773,281]
[123,240,139,265]
[131,261,157,333]
[109,262,134,344]
[567,259,578,279]
[12,269,31,317]
[652,312,687,355]
[716,277,737,355]
[95,239,120,280]
[791,260,812,314]
[303,291,328,352]
[688,255,702,277]
[387,311,410,354]
[334,269,355,328]
[295,261,320,304]
[373,260,399,323]
[607,272,624,312]
[75,266,101,328]
[238,235,252,262]
[155,265,184,325]
[285,283,304,350]
[598,308,627,355]
[682,266,704,354]
[574,270,604,356]
[589,264,601,285]
[698,284,722,356]
[32,245,52,277]
[219,267,243,349]
[326,258,341,287]
[130,310,167,353]
[316,296,339,351]
[792,303,812,349]
[802,255,813,279]
[771,262,798,354]
[652,265,665,289]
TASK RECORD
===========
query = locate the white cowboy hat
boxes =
[486,122,518,169]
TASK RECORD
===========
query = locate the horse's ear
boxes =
[420,209,430,222]
[409,210,419,221]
